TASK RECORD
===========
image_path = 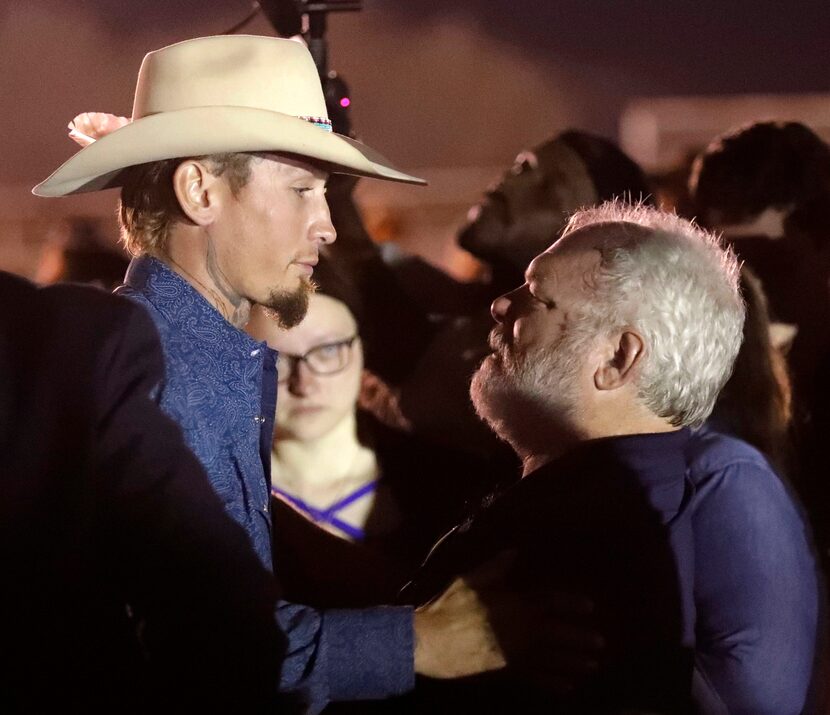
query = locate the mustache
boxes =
[488,327,511,355]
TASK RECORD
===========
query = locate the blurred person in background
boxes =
[35,218,129,290]
[689,121,830,418]
[320,173,437,386]
[457,129,654,296]
[246,260,503,609]
[689,120,830,571]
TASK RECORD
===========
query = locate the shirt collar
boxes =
[592,428,691,487]
[123,254,271,357]
[528,428,692,491]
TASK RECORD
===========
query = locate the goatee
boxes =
[263,277,316,329]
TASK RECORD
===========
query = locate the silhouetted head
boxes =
[690,121,830,229]
[459,130,652,286]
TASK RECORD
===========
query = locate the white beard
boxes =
[470,328,585,455]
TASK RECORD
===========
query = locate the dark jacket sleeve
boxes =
[85,294,290,710]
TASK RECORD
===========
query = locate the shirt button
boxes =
[250,348,260,357]
[253,415,266,424]
[264,501,269,512]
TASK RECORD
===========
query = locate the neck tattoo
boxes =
[163,252,235,322]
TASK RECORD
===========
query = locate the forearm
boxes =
[277,601,414,711]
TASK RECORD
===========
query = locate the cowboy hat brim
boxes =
[33,105,425,197]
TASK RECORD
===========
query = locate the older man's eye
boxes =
[293,187,312,197]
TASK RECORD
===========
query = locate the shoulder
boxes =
[686,435,819,714]
[686,427,773,481]
[0,270,36,302]
[0,273,157,357]
[687,427,814,569]
[115,284,186,386]
[115,284,174,341]
[685,427,790,508]
[0,275,166,433]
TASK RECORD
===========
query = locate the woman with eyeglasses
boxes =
[246,279,503,609]
[253,292,387,542]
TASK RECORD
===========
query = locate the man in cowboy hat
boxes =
[35,34,502,711]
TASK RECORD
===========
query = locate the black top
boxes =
[398,430,697,714]
[271,414,514,609]
[0,272,287,712]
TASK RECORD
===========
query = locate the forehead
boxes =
[257,152,329,181]
[527,239,602,291]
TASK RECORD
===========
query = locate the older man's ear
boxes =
[593,330,645,391]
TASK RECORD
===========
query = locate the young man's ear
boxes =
[172,160,223,226]
[594,329,645,391]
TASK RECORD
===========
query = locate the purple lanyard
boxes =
[272,480,378,541]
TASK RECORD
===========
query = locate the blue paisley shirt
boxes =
[117,256,414,711]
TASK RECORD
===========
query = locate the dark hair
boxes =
[558,130,652,205]
[712,266,794,475]
[458,130,653,277]
[690,121,830,226]
[310,254,366,329]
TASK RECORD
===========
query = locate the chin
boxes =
[278,425,321,443]
[470,360,511,431]
[263,279,313,329]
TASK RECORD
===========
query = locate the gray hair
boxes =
[561,201,745,428]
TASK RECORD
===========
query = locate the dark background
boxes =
[0,0,827,271]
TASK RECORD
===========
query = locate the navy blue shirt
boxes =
[118,256,413,711]
[402,428,820,713]
[687,426,820,714]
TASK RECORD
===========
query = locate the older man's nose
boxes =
[491,293,512,323]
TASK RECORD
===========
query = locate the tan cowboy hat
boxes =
[33,34,425,197]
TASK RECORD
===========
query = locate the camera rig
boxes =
[256,0,363,136]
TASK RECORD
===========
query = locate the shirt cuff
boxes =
[322,605,414,701]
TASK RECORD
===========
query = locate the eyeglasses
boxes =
[277,335,359,383]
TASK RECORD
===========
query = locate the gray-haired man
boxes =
[403,202,821,713]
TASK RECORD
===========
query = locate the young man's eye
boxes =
[293,187,312,197]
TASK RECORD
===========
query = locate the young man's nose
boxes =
[312,201,336,246]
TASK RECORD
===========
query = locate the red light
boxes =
[340,97,351,108]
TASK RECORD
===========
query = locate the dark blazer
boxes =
[0,272,286,712]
